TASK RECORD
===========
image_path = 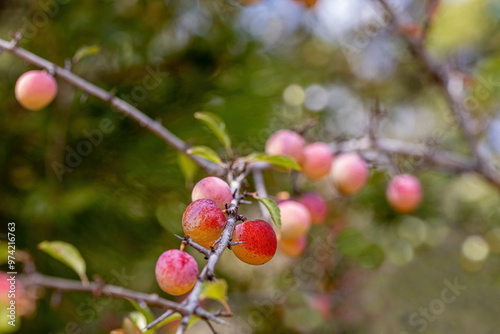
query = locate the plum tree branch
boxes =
[332,136,475,173]
[376,0,500,188]
[0,36,225,177]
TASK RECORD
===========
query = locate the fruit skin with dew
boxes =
[232,220,277,265]
[299,192,328,224]
[192,176,233,210]
[300,142,333,179]
[15,70,58,111]
[155,249,199,295]
[182,199,227,243]
[279,235,307,257]
[330,153,369,195]
[278,200,312,239]
[386,174,423,213]
[265,129,305,164]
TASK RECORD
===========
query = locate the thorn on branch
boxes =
[92,275,106,298]
[9,30,23,47]
[229,241,245,248]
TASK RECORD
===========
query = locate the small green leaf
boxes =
[256,197,281,228]
[200,279,231,313]
[200,279,228,302]
[187,145,223,165]
[194,112,232,155]
[356,244,385,270]
[38,241,88,285]
[127,300,156,333]
[123,313,144,334]
[73,45,100,63]
[247,153,301,171]
[177,152,199,187]
[337,229,366,257]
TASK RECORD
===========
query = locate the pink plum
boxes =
[265,129,305,164]
[15,70,58,110]
[155,250,199,295]
[278,235,307,257]
[386,174,422,213]
[278,200,311,239]
[182,199,227,243]
[299,192,328,224]
[192,176,233,210]
[330,153,369,195]
[232,220,277,265]
[300,142,333,179]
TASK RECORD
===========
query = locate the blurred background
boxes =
[1,0,500,333]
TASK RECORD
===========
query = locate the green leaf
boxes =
[194,112,232,155]
[123,313,144,334]
[73,45,100,63]
[177,152,199,187]
[200,279,231,313]
[200,279,228,302]
[246,153,301,171]
[256,197,281,228]
[337,229,366,257]
[356,244,385,270]
[127,299,156,333]
[38,241,88,285]
[186,145,223,165]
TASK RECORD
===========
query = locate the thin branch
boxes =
[332,136,475,173]
[0,37,225,177]
[21,272,187,312]
[376,0,500,188]
[175,235,212,258]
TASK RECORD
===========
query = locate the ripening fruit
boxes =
[386,174,422,213]
[278,200,312,239]
[300,142,333,179]
[279,235,307,257]
[155,250,199,295]
[293,0,318,8]
[15,70,58,110]
[192,176,233,210]
[265,129,305,164]
[182,199,226,243]
[232,220,277,265]
[299,192,328,224]
[330,153,369,195]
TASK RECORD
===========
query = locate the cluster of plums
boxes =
[12,71,423,295]
[155,177,278,295]
[264,129,423,256]
[265,129,423,212]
